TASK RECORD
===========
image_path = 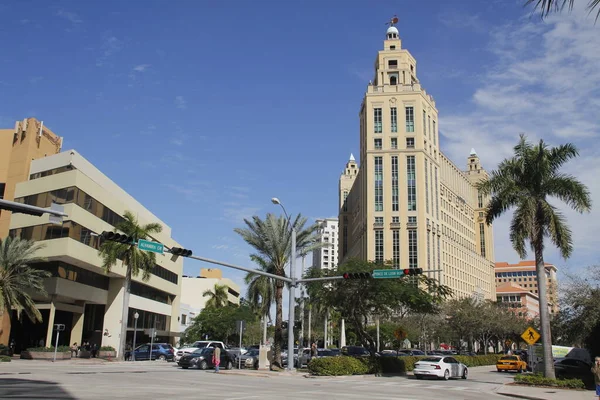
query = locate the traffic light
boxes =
[342,272,371,279]
[403,268,423,276]
[170,247,193,257]
[101,231,136,244]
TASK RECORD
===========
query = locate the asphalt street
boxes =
[0,360,517,400]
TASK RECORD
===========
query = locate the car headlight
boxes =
[191,357,200,362]
[246,357,254,363]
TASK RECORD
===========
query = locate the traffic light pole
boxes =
[287,228,296,372]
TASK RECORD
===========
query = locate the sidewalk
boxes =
[495,383,593,400]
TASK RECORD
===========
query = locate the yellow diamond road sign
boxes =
[521,326,540,345]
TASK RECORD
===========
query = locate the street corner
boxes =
[210,369,272,378]
[494,383,592,400]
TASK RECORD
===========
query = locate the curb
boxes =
[213,370,272,378]
[496,392,546,400]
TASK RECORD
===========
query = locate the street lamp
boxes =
[132,311,139,361]
[271,197,297,372]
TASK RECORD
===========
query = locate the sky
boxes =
[1,0,599,308]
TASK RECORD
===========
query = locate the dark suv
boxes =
[126,343,175,361]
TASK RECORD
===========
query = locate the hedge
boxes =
[308,354,505,376]
[514,373,585,389]
[26,346,72,353]
[0,355,11,362]
[99,346,116,351]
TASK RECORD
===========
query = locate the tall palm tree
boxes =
[234,213,321,368]
[99,210,162,360]
[477,134,591,379]
[525,0,600,21]
[244,255,276,344]
[202,283,229,309]
[0,237,49,343]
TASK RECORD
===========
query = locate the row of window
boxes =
[373,137,416,150]
[371,228,421,269]
[126,307,170,331]
[30,165,75,180]
[373,106,437,142]
[9,223,178,285]
[15,186,125,227]
[495,271,540,278]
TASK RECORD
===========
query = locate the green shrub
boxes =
[455,354,504,367]
[0,344,8,356]
[0,355,11,362]
[308,356,370,376]
[25,346,72,353]
[515,373,585,389]
[99,346,115,351]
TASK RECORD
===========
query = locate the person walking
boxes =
[592,356,600,400]
[212,345,221,373]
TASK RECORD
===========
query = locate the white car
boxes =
[413,356,468,380]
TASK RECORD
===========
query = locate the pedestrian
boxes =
[311,342,317,358]
[91,343,98,358]
[71,343,78,358]
[592,356,600,400]
[212,344,221,373]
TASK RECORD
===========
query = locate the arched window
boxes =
[390,76,397,85]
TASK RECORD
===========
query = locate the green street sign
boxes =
[372,269,405,279]
[137,239,164,254]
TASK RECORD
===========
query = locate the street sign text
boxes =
[138,239,164,254]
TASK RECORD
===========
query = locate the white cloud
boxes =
[438,11,486,32]
[221,202,261,224]
[175,96,187,109]
[441,7,600,266]
[56,10,83,24]
[96,35,123,67]
[133,64,150,72]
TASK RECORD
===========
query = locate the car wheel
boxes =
[182,366,188,369]
[199,360,208,370]
[518,368,522,373]
[415,375,423,380]
[462,368,468,380]
[443,369,450,380]
[226,361,233,370]
[158,355,166,361]
[497,369,501,373]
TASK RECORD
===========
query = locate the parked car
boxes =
[175,341,227,363]
[178,347,234,370]
[554,358,595,389]
[413,356,468,380]
[297,348,334,368]
[496,355,527,373]
[125,343,174,361]
[341,346,370,357]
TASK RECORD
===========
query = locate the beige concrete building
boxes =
[495,261,558,314]
[496,282,547,319]
[339,24,496,300]
[181,268,240,311]
[7,150,183,356]
[0,118,63,345]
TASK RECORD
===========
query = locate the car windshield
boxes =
[418,357,442,363]
[192,348,211,355]
[501,356,518,361]
[193,342,211,348]
[247,350,259,356]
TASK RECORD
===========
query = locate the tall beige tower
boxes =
[339,20,496,300]
[339,154,359,260]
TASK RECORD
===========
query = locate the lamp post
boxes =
[271,197,296,372]
[132,311,139,361]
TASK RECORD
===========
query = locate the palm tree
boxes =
[477,134,591,379]
[244,255,276,344]
[202,283,229,309]
[525,0,600,21]
[99,210,162,360]
[0,237,50,343]
[234,213,321,368]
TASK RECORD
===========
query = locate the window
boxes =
[428,115,431,140]
[391,156,399,212]
[423,111,427,138]
[181,314,187,325]
[342,191,349,212]
[406,137,415,148]
[391,138,397,149]
[375,230,384,263]
[478,191,484,208]
[407,156,416,211]
[425,160,429,214]
[374,138,382,149]
[408,216,417,225]
[390,75,397,85]
[408,230,418,268]
[437,236,441,269]
[391,107,397,132]
[374,108,382,133]
[433,120,437,145]
[374,157,383,211]
[393,230,400,268]
[388,60,398,69]
[342,216,348,257]
[434,168,439,219]
[392,216,399,223]
[427,224,431,269]
[374,216,383,226]
[405,107,414,132]
[0,183,5,199]
[479,223,486,257]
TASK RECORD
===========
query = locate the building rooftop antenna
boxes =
[385,15,399,27]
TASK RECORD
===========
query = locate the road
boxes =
[0,359,517,400]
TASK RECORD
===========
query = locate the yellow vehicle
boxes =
[496,355,527,372]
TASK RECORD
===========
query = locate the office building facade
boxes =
[311,218,339,271]
[180,268,240,311]
[339,24,496,299]
[7,150,183,356]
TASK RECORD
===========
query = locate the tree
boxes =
[234,213,321,368]
[477,134,591,378]
[244,255,276,342]
[203,284,229,309]
[181,304,258,346]
[0,237,50,344]
[98,210,162,360]
[525,0,600,21]
[323,259,452,354]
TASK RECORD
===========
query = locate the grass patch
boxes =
[514,373,585,389]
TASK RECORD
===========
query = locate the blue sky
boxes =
[1,0,599,301]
